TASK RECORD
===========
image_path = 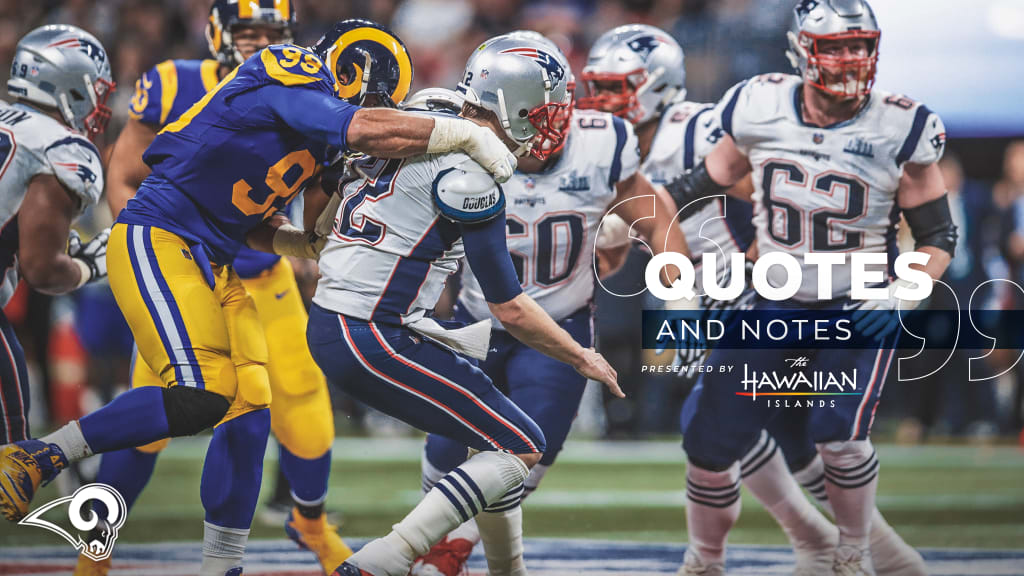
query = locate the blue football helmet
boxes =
[206,0,296,68]
[312,19,413,108]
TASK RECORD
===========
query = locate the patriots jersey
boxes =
[120,45,358,264]
[128,57,281,277]
[0,101,103,306]
[720,74,945,301]
[315,149,505,325]
[460,110,639,326]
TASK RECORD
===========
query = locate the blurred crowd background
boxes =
[1,0,1023,446]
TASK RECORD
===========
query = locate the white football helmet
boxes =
[785,0,881,98]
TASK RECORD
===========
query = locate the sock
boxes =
[92,447,160,520]
[792,454,835,516]
[279,445,331,519]
[77,387,169,453]
[741,432,835,549]
[351,451,528,576]
[685,459,741,565]
[477,484,527,576]
[201,409,271,529]
[522,462,550,500]
[199,521,248,576]
[819,440,879,550]
[41,422,92,462]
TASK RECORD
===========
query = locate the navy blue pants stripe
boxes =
[0,308,29,443]
[307,304,545,455]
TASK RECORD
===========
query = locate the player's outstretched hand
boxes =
[464,123,516,183]
[70,227,110,286]
[574,348,623,398]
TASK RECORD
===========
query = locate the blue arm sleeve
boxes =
[259,84,359,151]
[461,213,523,304]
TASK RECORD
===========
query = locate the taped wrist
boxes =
[72,258,92,289]
[272,223,321,259]
[665,160,728,216]
[903,193,958,254]
[427,116,472,154]
[163,386,230,437]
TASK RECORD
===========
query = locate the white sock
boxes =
[792,454,835,517]
[477,504,527,576]
[40,421,92,462]
[352,451,528,576]
[741,432,835,549]
[199,521,248,576]
[819,441,879,550]
[685,459,741,565]
[522,462,550,500]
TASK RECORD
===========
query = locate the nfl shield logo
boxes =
[813,133,824,144]
[525,177,535,189]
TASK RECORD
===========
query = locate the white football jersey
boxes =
[643,99,755,288]
[719,74,946,301]
[459,110,640,327]
[0,101,103,306]
[315,151,494,324]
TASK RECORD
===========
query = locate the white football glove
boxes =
[850,278,922,339]
[428,116,516,183]
[69,227,110,288]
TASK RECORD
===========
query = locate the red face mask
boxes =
[83,77,116,139]
[526,86,574,161]
[577,69,646,123]
[801,30,880,99]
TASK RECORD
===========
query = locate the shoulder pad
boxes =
[129,60,174,124]
[44,135,103,213]
[432,162,505,223]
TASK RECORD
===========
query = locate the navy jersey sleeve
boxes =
[259,83,359,151]
[461,213,523,304]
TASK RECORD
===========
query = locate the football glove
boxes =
[69,228,109,287]
[428,116,516,183]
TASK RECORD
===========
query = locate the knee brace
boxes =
[162,386,230,437]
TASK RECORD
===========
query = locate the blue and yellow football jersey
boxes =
[120,44,358,264]
[128,57,283,277]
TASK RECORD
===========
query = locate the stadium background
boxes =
[1,0,1024,572]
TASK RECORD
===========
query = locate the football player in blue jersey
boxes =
[0,17,520,576]
[74,2,350,574]
[313,34,620,576]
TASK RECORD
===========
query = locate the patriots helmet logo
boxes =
[626,35,661,61]
[795,0,821,21]
[46,36,107,71]
[499,47,565,84]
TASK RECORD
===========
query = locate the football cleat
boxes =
[870,520,927,576]
[833,545,876,576]
[285,507,354,574]
[0,440,67,521]
[676,551,726,576]
[331,562,374,576]
[73,554,111,576]
[792,523,840,576]
[410,536,474,576]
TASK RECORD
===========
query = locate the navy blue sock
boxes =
[79,387,169,454]
[279,445,331,518]
[92,447,160,519]
[201,409,270,529]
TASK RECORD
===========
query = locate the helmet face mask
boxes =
[577,24,685,126]
[82,75,116,136]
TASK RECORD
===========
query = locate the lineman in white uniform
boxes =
[0,25,111,450]
[663,1,954,574]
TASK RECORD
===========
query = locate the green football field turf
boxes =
[2,437,1023,549]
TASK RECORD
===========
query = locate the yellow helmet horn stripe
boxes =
[329,27,412,105]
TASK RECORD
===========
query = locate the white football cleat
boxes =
[869,517,927,576]
[833,545,876,576]
[792,523,840,576]
[676,551,726,576]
